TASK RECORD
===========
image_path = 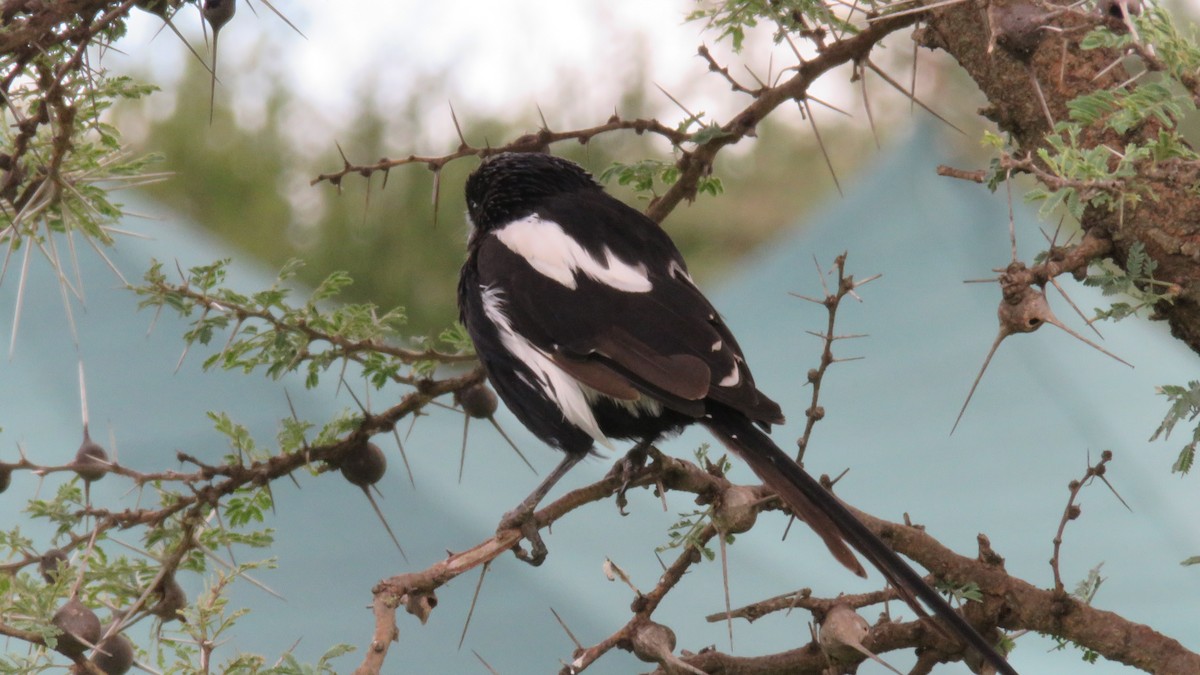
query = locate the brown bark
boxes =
[918,0,1200,355]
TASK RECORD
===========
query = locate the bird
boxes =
[457,151,1017,675]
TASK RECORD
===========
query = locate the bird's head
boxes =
[465,152,599,231]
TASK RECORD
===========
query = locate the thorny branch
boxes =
[941,151,1132,201]
[310,117,692,191]
[0,368,484,576]
[789,252,879,463]
[1,1,136,217]
[143,275,478,382]
[352,444,1200,675]
[706,585,908,625]
[1050,450,1127,593]
[917,0,1200,355]
[351,446,730,675]
[1003,228,1113,291]
[310,13,921,226]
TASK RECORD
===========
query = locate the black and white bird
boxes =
[457,151,1016,675]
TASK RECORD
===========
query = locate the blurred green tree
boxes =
[130,54,874,332]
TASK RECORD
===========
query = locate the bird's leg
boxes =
[608,438,654,515]
[498,453,583,566]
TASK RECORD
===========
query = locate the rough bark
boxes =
[918,0,1200,355]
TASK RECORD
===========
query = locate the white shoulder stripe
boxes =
[718,365,741,388]
[495,214,652,293]
[668,259,694,285]
[480,286,614,449]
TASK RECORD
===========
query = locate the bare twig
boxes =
[1050,450,1126,593]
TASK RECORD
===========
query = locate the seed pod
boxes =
[39,548,69,584]
[630,620,676,664]
[819,604,903,674]
[819,604,869,660]
[150,574,187,623]
[74,432,109,484]
[92,629,134,675]
[994,3,1048,59]
[339,441,386,488]
[455,382,499,419]
[51,598,101,659]
[336,442,406,559]
[712,485,759,535]
[453,381,536,477]
[202,0,235,29]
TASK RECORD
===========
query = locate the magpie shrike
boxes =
[458,151,1016,675]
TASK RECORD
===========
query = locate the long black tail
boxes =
[702,407,1017,675]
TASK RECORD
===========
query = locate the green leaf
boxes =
[690,123,731,145]
[1173,443,1196,474]
[1072,564,1105,604]
[310,270,354,304]
[1150,380,1200,442]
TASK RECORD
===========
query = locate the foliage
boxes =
[1083,241,1178,322]
[687,0,861,50]
[1002,7,1200,221]
[0,469,280,674]
[1,60,160,249]
[133,258,471,390]
[1049,565,1106,663]
[656,447,734,561]
[999,7,1200,477]
[1150,380,1200,475]
[600,158,724,200]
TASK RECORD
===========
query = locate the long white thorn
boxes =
[1043,316,1133,368]
[8,240,33,360]
[952,331,1007,434]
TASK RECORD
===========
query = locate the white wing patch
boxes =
[481,286,614,449]
[718,365,741,388]
[668,259,694,285]
[495,214,652,292]
[582,386,663,418]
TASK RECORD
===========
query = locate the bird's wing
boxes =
[472,191,782,425]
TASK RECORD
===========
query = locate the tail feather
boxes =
[702,407,1017,675]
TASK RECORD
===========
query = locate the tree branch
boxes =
[918,0,1200,354]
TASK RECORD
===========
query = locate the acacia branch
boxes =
[789,253,878,462]
[850,505,1200,674]
[672,498,1200,674]
[352,448,738,674]
[149,278,478,374]
[918,0,1200,354]
[564,522,721,674]
[309,117,691,189]
[705,585,905,624]
[350,441,1200,674]
[647,13,920,223]
[310,14,920,227]
[678,619,943,674]
[0,369,484,581]
[1,0,137,214]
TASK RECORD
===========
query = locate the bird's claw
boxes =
[498,504,547,566]
[609,443,651,516]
